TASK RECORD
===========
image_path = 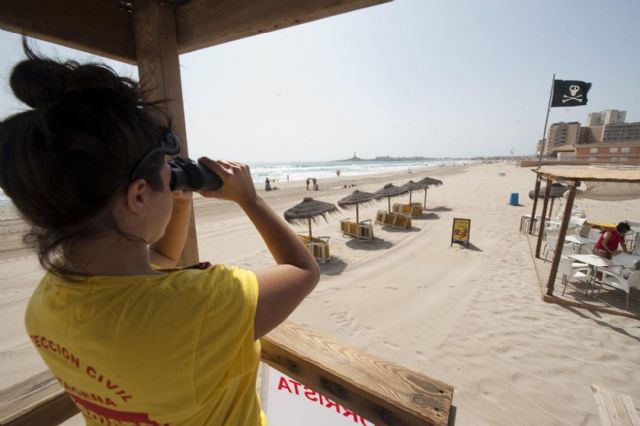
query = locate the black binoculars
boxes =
[168,157,222,192]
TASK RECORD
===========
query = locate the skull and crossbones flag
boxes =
[551,80,592,107]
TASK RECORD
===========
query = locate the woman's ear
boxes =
[125,179,151,215]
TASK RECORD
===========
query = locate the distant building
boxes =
[602,122,640,143]
[574,122,640,163]
[585,109,626,126]
[575,142,640,162]
[545,122,580,156]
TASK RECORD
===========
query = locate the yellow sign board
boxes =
[451,218,471,248]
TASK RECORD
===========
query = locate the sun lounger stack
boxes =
[375,210,412,229]
[392,202,423,217]
[298,234,331,263]
[340,218,374,241]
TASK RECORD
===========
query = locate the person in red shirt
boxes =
[593,222,631,259]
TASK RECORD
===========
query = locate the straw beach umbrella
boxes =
[402,180,425,205]
[529,182,568,218]
[417,177,443,208]
[374,184,409,213]
[284,197,338,239]
[337,190,378,224]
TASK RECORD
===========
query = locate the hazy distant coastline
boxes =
[334,154,533,162]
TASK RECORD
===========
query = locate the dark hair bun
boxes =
[10,57,70,109]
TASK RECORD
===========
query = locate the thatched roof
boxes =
[402,180,426,191]
[284,197,338,224]
[337,190,378,209]
[529,183,568,199]
[534,166,640,183]
[374,183,409,198]
[418,177,443,187]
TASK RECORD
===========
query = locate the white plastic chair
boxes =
[559,256,590,296]
[542,228,574,261]
[597,269,640,310]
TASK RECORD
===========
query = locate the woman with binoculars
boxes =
[0,42,319,425]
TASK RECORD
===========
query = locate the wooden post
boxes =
[535,178,552,258]
[528,177,541,234]
[132,0,199,265]
[546,183,577,296]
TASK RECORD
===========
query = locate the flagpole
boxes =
[530,74,555,235]
[538,73,555,166]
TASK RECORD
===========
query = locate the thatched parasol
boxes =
[417,177,443,207]
[374,183,409,213]
[529,183,568,218]
[337,190,378,224]
[284,197,338,239]
[402,180,426,205]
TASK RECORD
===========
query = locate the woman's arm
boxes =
[620,237,629,253]
[198,158,320,340]
[150,192,193,267]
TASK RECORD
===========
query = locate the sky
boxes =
[1,0,639,162]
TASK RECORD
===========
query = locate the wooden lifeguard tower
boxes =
[0,1,454,424]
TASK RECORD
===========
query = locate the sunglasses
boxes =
[129,129,181,183]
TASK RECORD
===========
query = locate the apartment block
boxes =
[585,109,626,126]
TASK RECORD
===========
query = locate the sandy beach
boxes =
[2,162,639,425]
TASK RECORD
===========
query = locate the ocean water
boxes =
[248,159,470,183]
[0,159,471,208]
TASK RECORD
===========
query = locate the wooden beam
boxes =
[133,0,199,265]
[262,321,453,426]
[528,177,541,234]
[0,371,77,426]
[3,322,453,425]
[175,0,391,54]
[0,0,136,64]
[535,178,552,258]
[546,183,577,296]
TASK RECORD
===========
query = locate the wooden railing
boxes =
[1,321,453,425]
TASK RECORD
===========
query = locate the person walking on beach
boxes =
[306,178,310,190]
[0,44,319,425]
[593,222,631,259]
[265,177,272,191]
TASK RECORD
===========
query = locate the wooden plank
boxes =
[591,384,640,426]
[3,322,453,425]
[132,0,199,266]
[0,0,136,64]
[262,321,453,426]
[0,371,77,425]
[175,0,391,54]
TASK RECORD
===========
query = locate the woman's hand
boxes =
[197,157,257,207]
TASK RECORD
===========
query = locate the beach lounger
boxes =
[340,218,374,241]
[375,210,387,225]
[394,213,412,229]
[298,234,331,263]
[357,219,374,240]
[393,203,423,217]
[383,212,397,226]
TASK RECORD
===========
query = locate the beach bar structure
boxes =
[0,1,454,424]
[530,166,640,305]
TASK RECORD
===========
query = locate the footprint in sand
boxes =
[330,309,354,329]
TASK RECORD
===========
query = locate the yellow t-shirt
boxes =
[25,265,267,425]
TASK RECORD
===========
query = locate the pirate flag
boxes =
[551,80,591,107]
